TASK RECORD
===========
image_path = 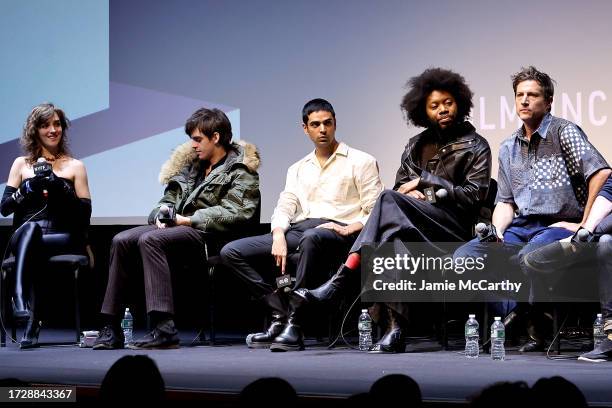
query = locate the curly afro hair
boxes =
[400,68,474,128]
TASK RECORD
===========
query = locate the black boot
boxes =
[300,264,353,304]
[20,317,41,349]
[518,312,549,352]
[246,292,288,348]
[270,292,307,352]
[369,305,406,353]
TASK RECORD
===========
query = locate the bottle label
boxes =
[121,320,133,329]
[491,329,505,339]
[358,322,371,331]
[465,327,478,336]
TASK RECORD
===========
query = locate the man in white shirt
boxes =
[220,98,383,351]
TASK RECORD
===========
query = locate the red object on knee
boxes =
[345,253,361,270]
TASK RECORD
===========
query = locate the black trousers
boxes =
[220,218,357,299]
[351,190,471,254]
[100,225,206,316]
[351,190,472,319]
[10,221,77,315]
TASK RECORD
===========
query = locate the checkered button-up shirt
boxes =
[496,113,609,220]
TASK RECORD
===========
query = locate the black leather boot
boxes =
[246,292,288,348]
[369,305,406,353]
[270,292,306,352]
[518,313,548,352]
[20,317,41,349]
[300,264,352,304]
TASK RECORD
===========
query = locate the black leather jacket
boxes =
[394,122,492,217]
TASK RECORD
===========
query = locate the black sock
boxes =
[148,311,173,328]
[101,313,121,329]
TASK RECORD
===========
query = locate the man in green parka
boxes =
[93,108,260,350]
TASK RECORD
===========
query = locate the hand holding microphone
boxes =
[157,204,177,226]
[572,227,594,244]
[424,187,448,203]
[475,222,502,242]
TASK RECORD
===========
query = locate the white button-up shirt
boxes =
[270,142,384,231]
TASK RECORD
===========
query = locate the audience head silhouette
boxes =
[100,355,165,402]
[370,374,422,407]
[470,381,532,407]
[240,377,297,405]
[532,376,587,408]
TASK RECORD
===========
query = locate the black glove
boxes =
[30,174,50,194]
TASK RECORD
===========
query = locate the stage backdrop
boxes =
[1,0,611,224]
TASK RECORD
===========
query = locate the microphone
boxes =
[158,204,176,225]
[33,157,52,198]
[435,188,448,200]
[572,227,594,244]
[33,157,52,178]
[475,222,501,242]
[424,187,448,203]
[276,274,296,293]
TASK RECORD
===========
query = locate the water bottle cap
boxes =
[469,314,475,318]
[494,316,501,320]
[361,309,368,313]
[126,308,130,312]
[597,313,603,318]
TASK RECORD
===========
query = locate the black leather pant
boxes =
[9,221,75,317]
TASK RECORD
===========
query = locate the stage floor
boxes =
[1,330,611,405]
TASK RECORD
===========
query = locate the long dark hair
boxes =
[20,103,71,164]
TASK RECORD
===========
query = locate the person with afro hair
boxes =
[294,68,492,353]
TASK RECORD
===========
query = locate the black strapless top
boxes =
[14,177,77,232]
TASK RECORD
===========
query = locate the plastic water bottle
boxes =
[358,309,372,351]
[122,308,133,345]
[465,314,479,358]
[491,316,505,361]
[593,313,605,348]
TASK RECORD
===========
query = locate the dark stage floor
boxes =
[1,330,611,405]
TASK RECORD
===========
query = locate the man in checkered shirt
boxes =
[455,66,610,352]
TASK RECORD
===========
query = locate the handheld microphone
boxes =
[424,187,448,203]
[275,274,295,293]
[158,204,176,225]
[475,222,501,242]
[573,228,594,244]
[33,158,52,198]
[33,157,52,178]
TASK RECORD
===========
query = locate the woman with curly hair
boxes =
[292,68,492,353]
[0,103,91,348]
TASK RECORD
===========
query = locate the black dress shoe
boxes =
[246,320,286,348]
[269,292,306,352]
[518,338,546,352]
[247,292,288,348]
[92,324,125,350]
[269,323,304,352]
[128,319,180,350]
[20,319,41,349]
